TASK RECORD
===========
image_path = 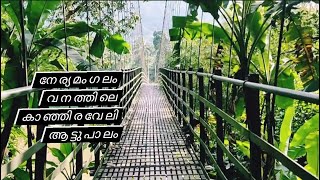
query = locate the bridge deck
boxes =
[95,84,207,180]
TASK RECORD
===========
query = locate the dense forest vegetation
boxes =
[1,0,319,179]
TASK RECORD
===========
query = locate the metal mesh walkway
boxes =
[95,84,207,180]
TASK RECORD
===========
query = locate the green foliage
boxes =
[49,147,66,162]
[236,140,250,158]
[12,168,30,180]
[275,70,295,109]
[235,96,245,118]
[90,33,105,58]
[279,106,295,154]
[304,131,319,177]
[288,145,306,160]
[26,0,60,34]
[60,143,73,156]
[172,16,188,28]
[1,0,22,33]
[1,0,137,178]
[285,10,319,92]
[105,34,131,54]
[290,113,319,148]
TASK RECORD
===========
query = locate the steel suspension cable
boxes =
[225,1,236,111]
[157,0,168,78]
[18,0,32,178]
[183,4,189,70]
[86,0,91,71]
[207,17,216,102]
[63,0,69,71]
[110,0,114,70]
[62,2,75,176]
[194,10,204,110]
[197,11,204,68]
[189,42,193,67]
[137,1,146,80]
[270,0,287,157]
[99,0,103,69]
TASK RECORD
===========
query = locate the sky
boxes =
[138,1,214,44]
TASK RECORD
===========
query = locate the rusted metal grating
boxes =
[95,84,207,180]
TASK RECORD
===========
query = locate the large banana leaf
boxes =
[12,168,30,180]
[290,113,319,148]
[49,21,129,56]
[275,70,295,109]
[50,21,102,39]
[279,106,295,155]
[49,147,66,162]
[105,34,130,55]
[172,16,188,29]
[26,0,60,34]
[169,22,229,43]
[35,38,98,71]
[304,131,319,177]
[1,1,22,33]
[1,23,11,50]
[186,0,224,19]
[60,143,73,156]
[1,39,24,123]
[90,33,105,58]
[246,10,267,52]
[1,59,22,123]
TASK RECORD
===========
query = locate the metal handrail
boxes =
[1,86,41,101]
[160,68,319,104]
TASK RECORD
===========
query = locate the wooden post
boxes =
[245,74,261,180]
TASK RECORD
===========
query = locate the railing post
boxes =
[36,98,47,180]
[214,69,225,174]
[245,74,261,180]
[182,70,187,127]
[122,72,132,117]
[169,71,172,103]
[198,68,207,165]
[76,85,85,180]
[35,124,47,180]
[173,72,178,116]
[188,68,195,145]
[94,144,100,174]
[177,71,182,125]
[126,72,130,114]
[164,69,171,102]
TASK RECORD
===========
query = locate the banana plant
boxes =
[1,0,131,168]
[284,9,319,92]
[1,0,131,122]
[183,0,318,79]
[48,143,76,179]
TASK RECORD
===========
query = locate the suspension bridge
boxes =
[1,0,319,180]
